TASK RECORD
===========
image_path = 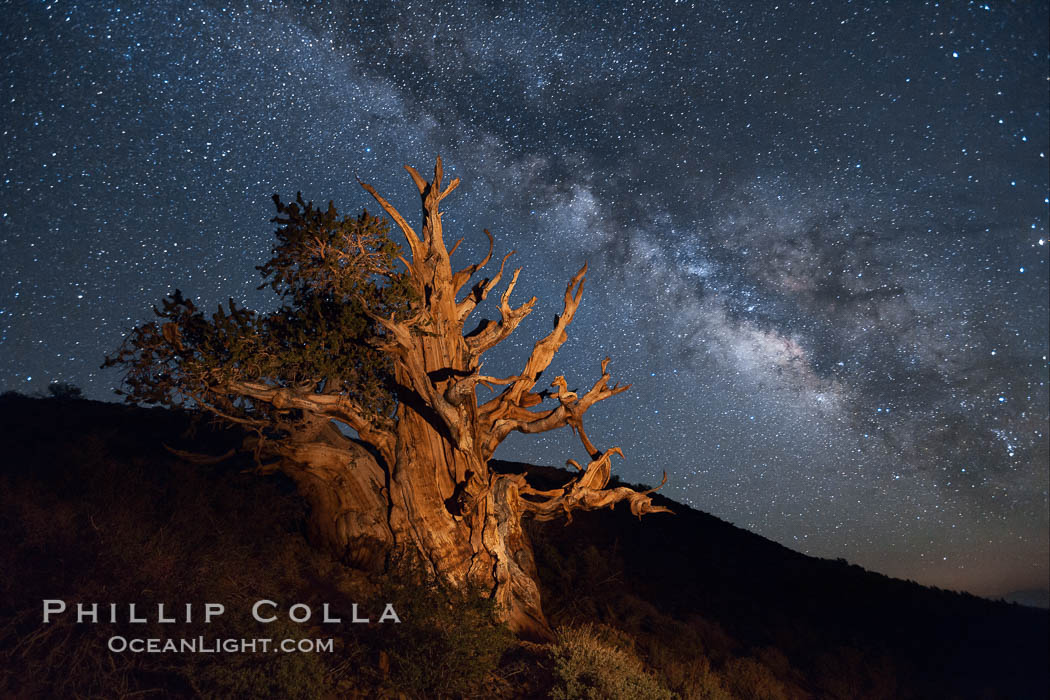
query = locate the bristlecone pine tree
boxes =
[106,158,671,640]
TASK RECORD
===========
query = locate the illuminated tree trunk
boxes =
[223,159,670,640]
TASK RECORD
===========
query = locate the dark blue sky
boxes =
[2,0,1047,599]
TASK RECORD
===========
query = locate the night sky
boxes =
[2,1,1047,600]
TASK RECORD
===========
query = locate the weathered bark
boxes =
[262,422,394,571]
[274,428,554,640]
[182,158,671,640]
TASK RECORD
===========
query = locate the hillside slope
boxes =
[1,394,1045,698]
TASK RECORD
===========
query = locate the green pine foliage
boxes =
[104,195,413,431]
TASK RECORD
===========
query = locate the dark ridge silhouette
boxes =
[1,393,1046,698]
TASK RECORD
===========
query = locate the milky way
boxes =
[2,1,1047,599]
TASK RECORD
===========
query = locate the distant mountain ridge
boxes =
[1001,588,1050,609]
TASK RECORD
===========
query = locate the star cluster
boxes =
[1,0,1046,599]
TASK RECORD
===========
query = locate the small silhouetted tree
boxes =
[106,158,669,639]
[47,382,83,400]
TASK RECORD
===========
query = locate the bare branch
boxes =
[364,307,419,354]
[464,268,538,355]
[445,369,522,407]
[225,380,396,465]
[164,445,236,464]
[404,164,428,195]
[643,471,669,495]
[438,177,460,201]
[190,395,271,430]
[517,447,673,522]
[502,263,587,405]
[457,246,516,323]
[452,229,494,296]
[358,178,424,265]
[400,156,454,270]
[573,421,601,461]
[480,356,629,458]
[433,157,444,192]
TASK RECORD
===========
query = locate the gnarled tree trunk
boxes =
[215,159,671,640]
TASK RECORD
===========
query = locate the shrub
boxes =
[723,656,790,700]
[373,576,514,698]
[548,623,672,700]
